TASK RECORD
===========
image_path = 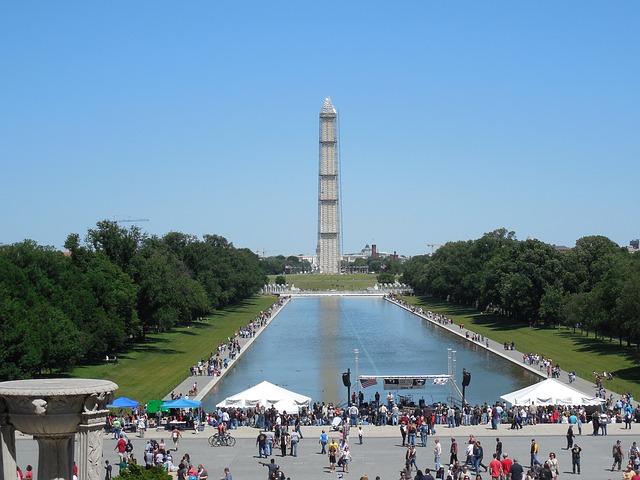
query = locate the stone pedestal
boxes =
[0,379,117,480]
[0,411,17,480]
[78,410,110,480]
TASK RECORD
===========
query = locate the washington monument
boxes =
[316,97,341,274]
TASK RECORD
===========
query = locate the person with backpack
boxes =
[613,440,625,471]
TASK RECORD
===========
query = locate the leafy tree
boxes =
[564,235,625,292]
[616,264,640,347]
[538,284,566,327]
[32,306,82,374]
[86,220,146,271]
[283,256,312,274]
[480,239,564,324]
[261,255,287,275]
[0,243,84,376]
[401,254,430,290]
[562,292,593,334]
[0,226,266,379]
[377,271,396,284]
[275,275,286,285]
[131,247,209,336]
[116,463,171,480]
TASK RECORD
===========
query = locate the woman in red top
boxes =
[24,466,33,480]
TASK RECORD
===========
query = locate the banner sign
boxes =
[383,377,427,390]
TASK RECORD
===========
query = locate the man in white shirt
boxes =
[434,438,442,471]
[348,404,359,426]
[378,404,388,426]
[465,441,475,467]
[221,410,230,430]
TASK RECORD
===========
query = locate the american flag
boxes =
[359,377,378,389]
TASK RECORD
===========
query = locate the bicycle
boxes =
[208,432,236,447]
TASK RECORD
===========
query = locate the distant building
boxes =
[342,243,408,263]
[553,245,571,254]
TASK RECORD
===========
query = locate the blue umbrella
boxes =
[107,396,140,409]
[161,398,202,409]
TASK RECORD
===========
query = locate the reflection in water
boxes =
[319,296,340,402]
[202,297,539,411]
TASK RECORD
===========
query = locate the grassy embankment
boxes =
[267,273,378,291]
[71,295,278,401]
[401,295,640,399]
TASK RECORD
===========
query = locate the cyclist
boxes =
[217,421,227,440]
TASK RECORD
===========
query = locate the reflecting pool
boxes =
[202,296,539,410]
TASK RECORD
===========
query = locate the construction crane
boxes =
[112,215,149,224]
[427,243,443,254]
[256,249,271,260]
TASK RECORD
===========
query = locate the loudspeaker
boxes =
[342,372,351,387]
[462,371,471,387]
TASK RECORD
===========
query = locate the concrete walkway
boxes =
[15,422,640,480]
[385,296,616,400]
[163,297,291,402]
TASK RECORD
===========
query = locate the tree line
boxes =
[0,221,266,379]
[402,228,640,347]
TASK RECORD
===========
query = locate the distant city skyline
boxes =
[1,2,638,256]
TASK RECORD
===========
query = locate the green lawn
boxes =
[268,273,378,291]
[400,295,640,399]
[71,295,278,401]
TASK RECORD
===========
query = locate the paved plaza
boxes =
[14,422,640,480]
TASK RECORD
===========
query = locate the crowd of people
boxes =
[393,434,640,480]
[106,426,233,480]
[386,294,454,327]
[179,297,290,394]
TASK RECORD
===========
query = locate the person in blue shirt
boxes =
[319,430,328,454]
[623,403,634,429]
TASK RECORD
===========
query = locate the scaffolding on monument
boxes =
[316,97,341,274]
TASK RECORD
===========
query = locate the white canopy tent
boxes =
[500,378,604,407]
[216,381,312,413]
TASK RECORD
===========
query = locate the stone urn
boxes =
[0,378,117,480]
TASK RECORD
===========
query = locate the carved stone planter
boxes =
[0,378,117,480]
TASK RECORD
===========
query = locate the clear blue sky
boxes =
[2,2,638,257]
